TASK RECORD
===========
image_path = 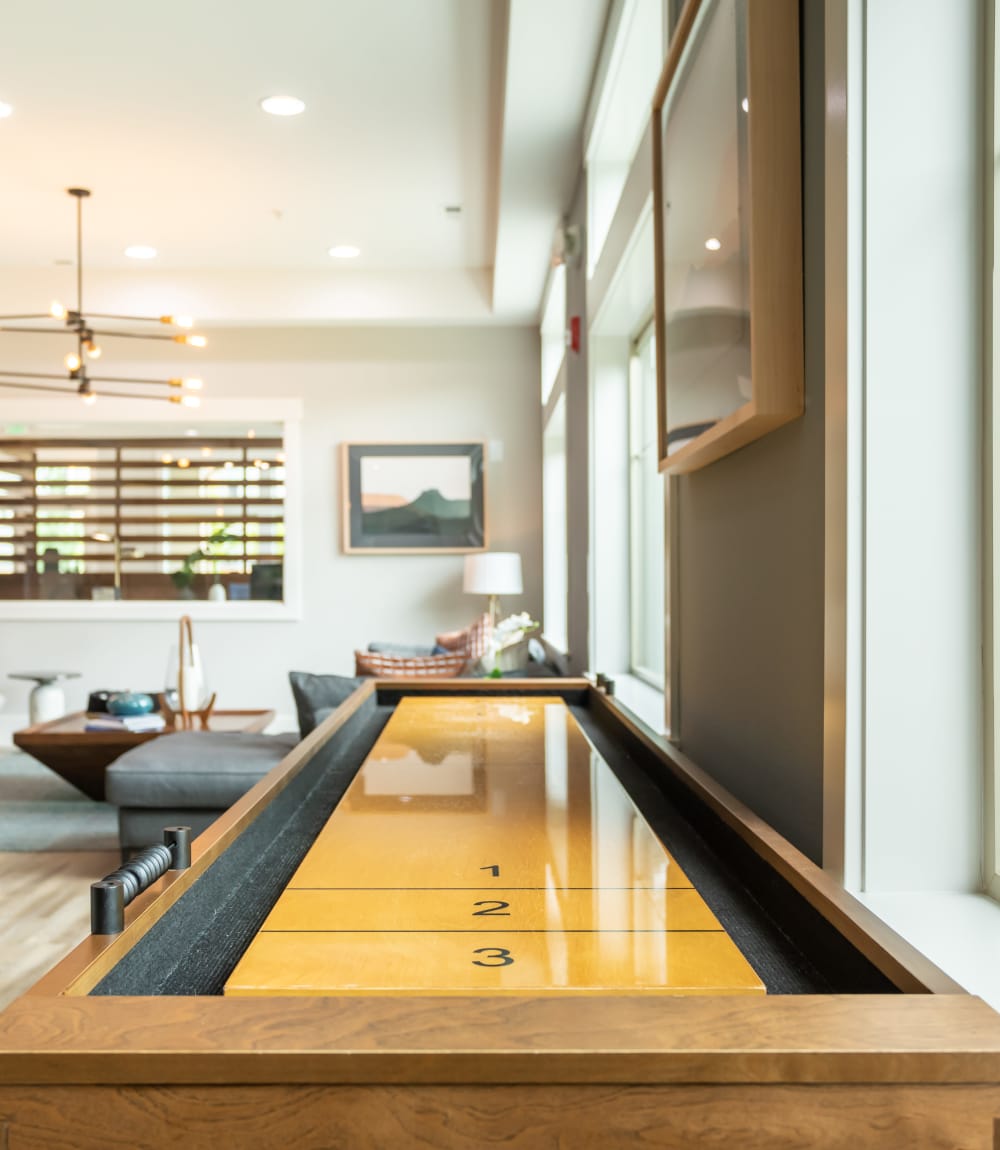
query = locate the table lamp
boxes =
[463,551,522,626]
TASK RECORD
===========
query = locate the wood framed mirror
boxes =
[653,0,803,474]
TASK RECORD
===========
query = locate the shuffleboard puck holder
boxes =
[90,826,192,935]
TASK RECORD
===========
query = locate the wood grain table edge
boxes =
[2,994,1000,1086]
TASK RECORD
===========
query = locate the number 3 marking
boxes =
[472,947,514,967]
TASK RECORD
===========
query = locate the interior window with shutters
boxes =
[0,425,285,602]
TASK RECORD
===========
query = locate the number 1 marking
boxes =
[480,864,500,877]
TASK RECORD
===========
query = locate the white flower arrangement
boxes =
[482,612,539,675]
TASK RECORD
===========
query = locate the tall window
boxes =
[628,322,665,686]
[0,433,285,602]
[543,392,569,653]
[585,0,664,276]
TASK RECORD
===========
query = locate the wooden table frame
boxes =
[1,680,999,1149]
[12,708,276,800]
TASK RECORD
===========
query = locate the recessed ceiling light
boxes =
[260,95,306,117]
[124,245,157,260]
[705,237,722,252]
[0,102,13,119]
[329,245,360,259]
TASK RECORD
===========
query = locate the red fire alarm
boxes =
[568,315,581,353]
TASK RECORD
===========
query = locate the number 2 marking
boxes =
[480,865,500,877]
[472,947,514,967]
[473,900,510,916]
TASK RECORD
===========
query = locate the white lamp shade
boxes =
[463,552,523,596]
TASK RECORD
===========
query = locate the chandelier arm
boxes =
[0,326,71,335]
[0,370,79,381]
[89,330,187,342]
[0,377,177,404]
[0,379,79,396]
[87,375,177,385]
[87,387,177,403]
[86,312,175,323]
[0,314,58,322]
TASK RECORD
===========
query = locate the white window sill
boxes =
[607,672,667,735]
[858,890,1000,1012]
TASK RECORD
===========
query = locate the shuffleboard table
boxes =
[1,679,1000,1149]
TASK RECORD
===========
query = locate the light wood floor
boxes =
[0,850,119,1009]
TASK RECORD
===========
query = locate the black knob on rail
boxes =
[164,825,192,870]
[91,879,125,936]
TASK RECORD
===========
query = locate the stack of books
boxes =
[85,713,167,733]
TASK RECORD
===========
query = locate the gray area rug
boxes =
[0,751,118,851]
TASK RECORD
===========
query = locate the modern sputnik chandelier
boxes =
[0,188,206,406]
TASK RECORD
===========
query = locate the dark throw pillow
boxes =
[288,671,363,738]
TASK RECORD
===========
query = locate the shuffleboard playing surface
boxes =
[224,696,765,996]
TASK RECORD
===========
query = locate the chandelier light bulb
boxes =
[180,394,201,408]
[84,340,101,360]
[175,334,207,348]
[50,301,66,319]
[705,237,722,252]
[182,377,203,390]
[161,315,194,328]
[0,102,13,119]
[81,392,97,406]
[65,353,81,371]
[177,457,191,468]
[124,245,157,260]
[161,454,173,464]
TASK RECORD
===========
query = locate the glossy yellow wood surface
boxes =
[225,698,764,996]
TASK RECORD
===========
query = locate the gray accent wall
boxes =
[674,0,826,862]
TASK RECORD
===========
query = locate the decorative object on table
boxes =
[482,612,539,675]
[463,551,523,627]
[106,691,155,717]
[9,671,81,725]
[162,616,216,730]
[342,442,486,553]
[652,0,802,474]
[0,187,207,406]
[85,712,166,733]
[170,526,235,600]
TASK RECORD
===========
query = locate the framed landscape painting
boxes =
[341,442,487,553]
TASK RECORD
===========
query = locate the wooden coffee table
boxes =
[13,710,276,801]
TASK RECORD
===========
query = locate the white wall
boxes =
[0,326,542,734]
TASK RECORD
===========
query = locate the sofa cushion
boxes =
[289,671,363,737]
[106,731,298,809]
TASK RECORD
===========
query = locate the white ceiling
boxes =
[0,0,608,326]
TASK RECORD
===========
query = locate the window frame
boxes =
[627,314,666,690]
